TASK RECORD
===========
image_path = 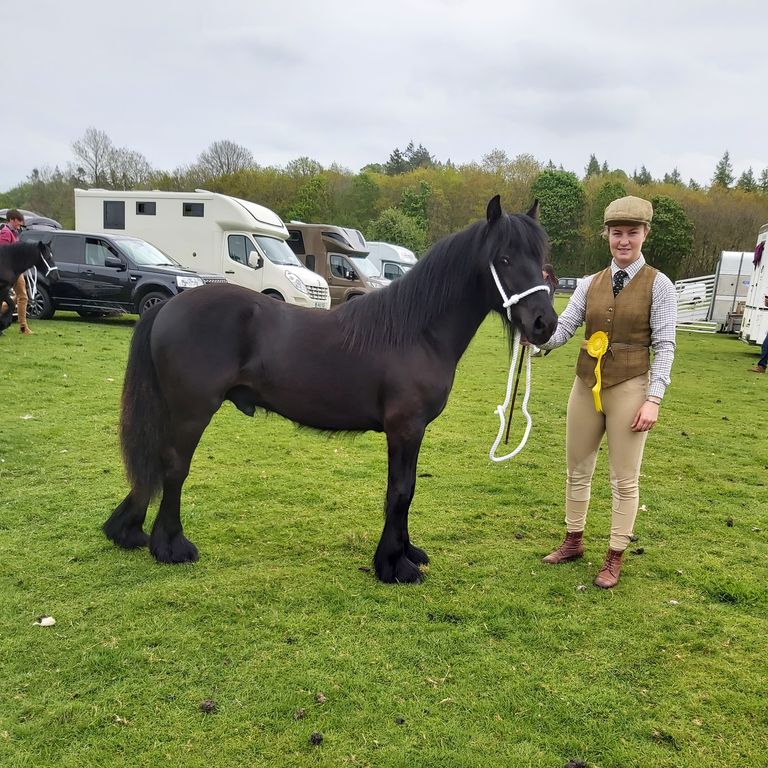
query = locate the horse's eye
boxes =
[498,256,510,266]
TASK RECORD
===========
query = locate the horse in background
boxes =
[0,240,58,334]
[103,196,557,583]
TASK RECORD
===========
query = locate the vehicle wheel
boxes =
[27,285,55,320]
[137,291,170,316]
[263,290,285,301]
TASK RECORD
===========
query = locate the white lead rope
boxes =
[488,263,550,462]
[489,329,533,461]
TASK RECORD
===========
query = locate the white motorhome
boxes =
[740,222,768,344]
[74,189,331,309]
[365,241,417,280]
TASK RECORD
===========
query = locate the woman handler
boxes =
[539,196,677,588]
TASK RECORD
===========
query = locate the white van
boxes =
[365,241,417,280]
[74,189,331,309]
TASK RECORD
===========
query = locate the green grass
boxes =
[1,303,766,768]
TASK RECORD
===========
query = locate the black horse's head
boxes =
[483,196,557,346]
[34,240,59,283]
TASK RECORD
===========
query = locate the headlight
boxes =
[285,270,308,294]
[176,275,204,289]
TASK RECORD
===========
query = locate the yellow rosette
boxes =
[585,331,609,413]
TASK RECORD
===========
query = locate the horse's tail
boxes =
[120,302,167,498]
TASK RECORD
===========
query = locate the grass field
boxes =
[1,301,766,768]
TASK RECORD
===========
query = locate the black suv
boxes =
[19,230,226,318]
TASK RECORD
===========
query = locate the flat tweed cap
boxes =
[604,196,653,226]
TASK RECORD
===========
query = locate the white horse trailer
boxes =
[706,251,752,332]
[740,223,768,345]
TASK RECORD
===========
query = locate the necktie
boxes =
[613,269,628,297]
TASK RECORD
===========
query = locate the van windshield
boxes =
[113,237,180,267]
[254,235,303,267]
[347,255,379,278]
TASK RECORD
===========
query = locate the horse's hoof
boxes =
[106,527,149,549]
[150,534,199,564]
[375,554,424,584]
[406,543,429,565]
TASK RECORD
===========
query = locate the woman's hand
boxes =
[631,401,659,432]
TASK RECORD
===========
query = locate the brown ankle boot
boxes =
[593,548,624,588]
[543,531,584,564]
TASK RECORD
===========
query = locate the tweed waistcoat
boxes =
[576,264,657,389]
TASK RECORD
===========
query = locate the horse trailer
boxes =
[74,189,331,309]
[740,222,768,345]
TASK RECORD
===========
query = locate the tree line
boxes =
[2,128,767,281]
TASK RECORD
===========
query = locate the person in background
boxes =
[0,210,32,335]
[748,295,768,373]
[538,196,677,588]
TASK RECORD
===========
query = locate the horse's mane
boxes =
[335,213,547,352]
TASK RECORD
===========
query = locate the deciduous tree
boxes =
[196,140,255,177]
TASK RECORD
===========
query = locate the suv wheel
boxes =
[27,285,55,320]
[137,291,170,316]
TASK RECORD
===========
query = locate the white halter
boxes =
[24,250,58,300]
[488,263,550,462]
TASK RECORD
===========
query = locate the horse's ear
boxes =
[526,200,540,221]
[486,195,502,224]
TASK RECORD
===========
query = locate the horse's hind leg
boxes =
[149,416,210,564]
[103,490,151,548]
[374,424,427,584]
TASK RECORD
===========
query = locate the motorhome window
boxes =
[286,231,305,254]
[383,264,401,280]
[183,202,204,217]
[347,255,379,278]
[103,201,125,229]
[254,235,303,267]
[228,235,250,265]
[305,254,316,271]
[136,202,156,215]
[85,238,117,267]
[50,234,85,264]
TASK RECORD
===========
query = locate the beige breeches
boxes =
[13,273,28,327]
[564,374,649,551]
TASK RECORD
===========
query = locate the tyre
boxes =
[137,291,170,316]
[263,290,285,301]
[26,285,55,320]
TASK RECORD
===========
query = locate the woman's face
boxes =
[607,223,649,268]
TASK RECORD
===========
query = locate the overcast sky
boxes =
[3,0,765,192]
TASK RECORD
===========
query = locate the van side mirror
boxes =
[104,255,124,270]
[248,251,264,270]
[344,268,357,281]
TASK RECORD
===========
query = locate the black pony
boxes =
[104,196,557,583]
[0,239,58,334]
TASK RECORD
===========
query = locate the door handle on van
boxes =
[225,270,235,274]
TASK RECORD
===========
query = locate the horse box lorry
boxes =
[740,221,768,345]
[284,222,388,305]
[365,241,417,280]
[74,189,331,309]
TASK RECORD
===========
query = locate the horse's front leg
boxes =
[374,423,426,584]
